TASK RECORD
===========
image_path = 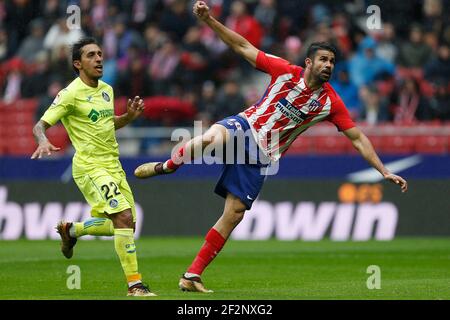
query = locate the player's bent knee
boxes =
[224,207,245,227]
[203,125,229,145]
[201,131,219,146]
[231,211,245,226]
[232,199,247,215]
[111,209,134,229]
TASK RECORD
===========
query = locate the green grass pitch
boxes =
[0,238,449,300]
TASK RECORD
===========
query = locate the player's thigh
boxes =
[73,170,132,219]
[116,171,137,223]
[203,123,231,145]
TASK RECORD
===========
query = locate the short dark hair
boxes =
[306,42,337,59]
[71,37,99,74]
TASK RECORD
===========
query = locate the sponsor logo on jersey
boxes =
[276,98,308,124]
[87,108,114,122]
[88,109,100,122]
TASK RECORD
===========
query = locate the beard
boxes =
[318,74,330,82]
[315,69,331,83]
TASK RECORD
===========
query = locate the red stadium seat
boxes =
[368,135,385,149]
[143,96,197,121]
[4,123,34,139]
[114,97,128,116]
[376,78,395,97]
[0,107,6,155]
[46,125,70,150]
[6,136,36,156]
[415,136,447,154]
[4,111,35,125]
[379,136,416,154]
[312,136,349,154]
[1,123,69,156]
[345,135,385,155]
[0,136,6,155]
[0,110,6,127]
[419,80,435,97]
[396,67,424,82]
[12,98,39,113]
[285,136,314,155]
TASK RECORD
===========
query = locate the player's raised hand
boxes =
[384,173,408,193]
[193,1,210,21]
[126,96,145,120]
[31,141,61,159]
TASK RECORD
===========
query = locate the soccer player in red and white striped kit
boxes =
[135,1,408,293]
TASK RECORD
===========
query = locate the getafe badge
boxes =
[109,199,118,208]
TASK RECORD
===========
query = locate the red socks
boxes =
[165,146,185,171]
[187,228,226,276]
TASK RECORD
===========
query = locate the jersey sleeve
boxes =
[327,97,356,132]
[256,50,296,78]
[41,89,74,126]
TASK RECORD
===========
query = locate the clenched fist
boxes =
[193,1,210,21]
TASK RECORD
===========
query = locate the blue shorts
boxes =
[214,115,269,210]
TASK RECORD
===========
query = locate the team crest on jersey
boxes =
[102,91,110,102]
[109,199,118,208]
[308,99,323,111]
[226,118,242,130]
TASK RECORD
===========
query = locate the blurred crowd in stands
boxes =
[0,0,449,155]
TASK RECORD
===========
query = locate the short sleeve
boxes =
[256,50,296,78]
[327,98,355,132]
[41,89,73,126]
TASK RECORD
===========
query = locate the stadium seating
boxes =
[285,136,313,154]
[46,124,70,151]
[415,135,448,154]
[114,97,128,116]
[312,136,349,154]
[6,136,36,156]
[377,136,416,154]
[0,98,70,156]
[0,98,448,156]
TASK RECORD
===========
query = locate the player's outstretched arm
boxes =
[343,127,408,193]
[114,96,145,130]
[31,120,61,159]
[193,1,258,67]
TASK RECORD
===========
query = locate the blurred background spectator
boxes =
[358,85,391,125]
[211,78,245,121]
[392,77,431,123]
[397,24,432,69]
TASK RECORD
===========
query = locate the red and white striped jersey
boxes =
[243,51,355,161]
